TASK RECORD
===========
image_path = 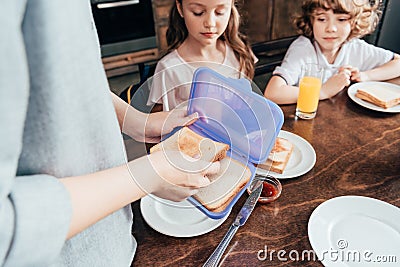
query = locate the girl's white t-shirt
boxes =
[147,43,241,111]
[273,35,394,86]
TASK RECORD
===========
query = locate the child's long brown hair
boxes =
[294,0,381,41]
[166,0,255,79]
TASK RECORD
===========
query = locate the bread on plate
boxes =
[150,126,251,213]
[355,87,400,109]
[257,137,293,174]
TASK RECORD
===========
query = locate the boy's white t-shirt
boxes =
[273,35,394,86]
[147,43,241,110]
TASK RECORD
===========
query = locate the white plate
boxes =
[140,195,229,237]
[308,196,400,266]
[256,130,316,179]
[347,82,400,113]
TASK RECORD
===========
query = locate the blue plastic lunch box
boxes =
[176,67,283,219]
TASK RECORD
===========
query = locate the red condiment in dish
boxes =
[261,181,278,198]
[247,175,282,203]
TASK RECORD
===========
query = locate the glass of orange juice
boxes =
[296,63,324,119]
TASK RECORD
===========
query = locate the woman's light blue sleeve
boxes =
[0,2,72,266]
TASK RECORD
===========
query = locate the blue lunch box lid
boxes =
[185,67,284,219]
[187,67,283,164]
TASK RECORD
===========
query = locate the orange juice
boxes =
[297,76,322,113]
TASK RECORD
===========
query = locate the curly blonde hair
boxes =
[166,0,254,79]
[294,0,381,41]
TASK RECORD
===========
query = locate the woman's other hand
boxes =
[144,109,198,143]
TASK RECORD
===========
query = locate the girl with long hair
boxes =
[147,0,256,111]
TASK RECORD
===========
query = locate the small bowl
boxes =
[247,174,282,203]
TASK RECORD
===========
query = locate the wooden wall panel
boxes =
[271,0,300,39]
[240,0,300,43]
[152,0,174,54]
[151,0,301,52]
[239,0,274,43]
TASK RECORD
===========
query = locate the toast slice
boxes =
[355,87,400,109]
[257,137,293,174]
[150,127,229,162]
[150,126,250,213]
[193,157,251,212]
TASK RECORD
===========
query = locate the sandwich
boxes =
[355,87,400,109]
[193,156,251,212]
[150,126,251,213]
[257,137,293,174]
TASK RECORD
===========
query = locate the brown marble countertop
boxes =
[131,88,400,267]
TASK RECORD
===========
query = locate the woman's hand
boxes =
[144,109,198,143]
[128,150,220,202]
[122,105,198,143]
[61,149,220,238]
[112,93,198,142]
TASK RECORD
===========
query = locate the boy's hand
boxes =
[320,69,350,99]
[339,65,368,82]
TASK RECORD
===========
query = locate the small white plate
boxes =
[308,196,400,266]
[256,130,316,179]
[347,82,400,113]
[140,195,229,237]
